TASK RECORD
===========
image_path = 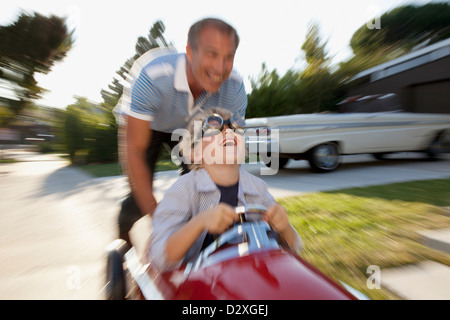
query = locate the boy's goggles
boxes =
[202,114,244,137]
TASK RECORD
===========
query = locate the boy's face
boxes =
[186,27,236,93]
[198,125,245,165]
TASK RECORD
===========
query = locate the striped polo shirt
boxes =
[116,48,247,133]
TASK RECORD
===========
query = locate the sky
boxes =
[0,0,436,108]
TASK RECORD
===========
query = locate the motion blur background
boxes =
[1,0,449,300]
[1,0,449,160]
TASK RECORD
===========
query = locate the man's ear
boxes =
[186,43,193,63]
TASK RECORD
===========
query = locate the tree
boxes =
[298,23,343,113]
[0,11,73,125]
[301,23,331,78]
[62,96,118,164]
[336,2,450,92]
[247,3,450,118]
[63,106,85,162]
[100,20,172,107]
[247,23,343,117]
[247,64,301,117]
[60,20,172,165]
[350,2,450,55]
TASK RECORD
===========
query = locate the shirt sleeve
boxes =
[116,48,177,122]
[124,70,161,121]
[148,176,192,271]
[231,76,248,126]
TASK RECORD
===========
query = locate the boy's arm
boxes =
[165,213,206,264]
[279,224,303,252]
[264,204,303,252]
[165,204,237,263]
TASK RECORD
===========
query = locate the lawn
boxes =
[79,159,179,177]
[279,178,450,300]
[78,145,179,178]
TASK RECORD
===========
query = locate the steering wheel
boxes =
[185,204,280,273]
[235,204,267,224]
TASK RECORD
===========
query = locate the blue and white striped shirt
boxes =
[116,48,247,132]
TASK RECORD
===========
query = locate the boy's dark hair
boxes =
[188,18,240,50]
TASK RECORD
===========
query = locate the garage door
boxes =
[412,80,450,113]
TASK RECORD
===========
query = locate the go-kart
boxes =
[105,204,364,300]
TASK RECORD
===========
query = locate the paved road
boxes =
[0,151,116,299]
[0,148,449,299]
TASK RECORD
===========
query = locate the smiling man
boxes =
[116,18,247,246]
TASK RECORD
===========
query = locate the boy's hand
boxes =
[201,203,238,234]
[263,204,290,234]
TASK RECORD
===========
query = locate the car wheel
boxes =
[105,240,128,300]
[427,132,449,159]
[307,142,340,173]
[372,153,387,160]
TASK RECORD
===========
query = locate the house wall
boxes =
[348,55,450,114]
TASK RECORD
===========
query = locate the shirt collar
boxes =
[174,54,190,93]
[195,168,259,197]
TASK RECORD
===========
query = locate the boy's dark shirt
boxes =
[201,181,239,250]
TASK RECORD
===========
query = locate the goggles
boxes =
[202,113,245,137]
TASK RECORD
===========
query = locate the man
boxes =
[116,18,247,246]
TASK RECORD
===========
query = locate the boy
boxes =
[149,108,302,270]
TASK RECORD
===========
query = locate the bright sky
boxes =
[1,0,435,108]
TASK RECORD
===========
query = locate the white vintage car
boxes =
[244,111,450,172]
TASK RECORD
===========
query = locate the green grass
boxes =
[78,144,179,178]
[279,178,450,300]
[326,179,450,207]
[78,162,124,177]
[78,159,179,177]
[0,158,18,164]
[155,159,180,172]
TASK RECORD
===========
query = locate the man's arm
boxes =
[125,115,157,216]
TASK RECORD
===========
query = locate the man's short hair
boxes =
[188,18,240,51]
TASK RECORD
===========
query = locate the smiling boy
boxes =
[148,108,302,271]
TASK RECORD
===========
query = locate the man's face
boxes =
[186,27,237,93]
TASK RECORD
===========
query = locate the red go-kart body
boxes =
[105,205,362,300]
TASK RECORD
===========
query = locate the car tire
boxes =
[307,142,340,173]
[427,132,449,159]
[105,240,128,300]
[372,153,387,160]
